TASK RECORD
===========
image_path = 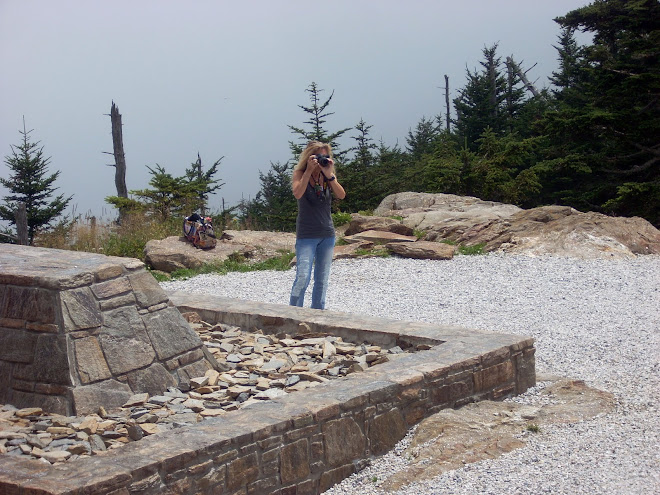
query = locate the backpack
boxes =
[183,213,217,249]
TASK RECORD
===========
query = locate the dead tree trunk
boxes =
[506,57,540,98]
[110,101,128,198]
[15,202,29,245]
[444,74,451,132]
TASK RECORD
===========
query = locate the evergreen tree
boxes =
[243,162,297,231]
[125,165,198,221]
[336,119,378,212]
[0,122,72,243]
[288,82,352,160]
[369,140,408,207]
[539,0,660,223]
[405,116,443,161]
[453,44,510,149]
[184,153,224,215]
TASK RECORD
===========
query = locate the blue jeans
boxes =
[289,237,335,309]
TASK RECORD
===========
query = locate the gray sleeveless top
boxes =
[296,182,335,239]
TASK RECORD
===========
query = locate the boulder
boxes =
[381,377,615,491]
[344,214,414,236]
[479,206,660,258]
[144,230,296,273]
[386,240,455,260]
[374,192,660,259]
[343,230,417,244]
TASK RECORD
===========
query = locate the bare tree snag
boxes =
[109,101,128,198]
[506,57,540,98]
[15,202,29,245]
[444,74,451,131]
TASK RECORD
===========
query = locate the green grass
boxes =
[413,229,427,239]
[332,211,352,226]
[354,247,390,257]
[526,423,541,433]
[440,239,486,255]
[457,242,486,255]
[156,250,295,281]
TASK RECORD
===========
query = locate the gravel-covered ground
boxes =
[161,254,660,495]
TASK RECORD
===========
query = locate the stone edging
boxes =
[0,293,535,495]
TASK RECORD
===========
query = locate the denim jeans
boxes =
[289,236,335,309]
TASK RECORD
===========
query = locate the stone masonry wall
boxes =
[0,292,536,495]
[0,245,216,416]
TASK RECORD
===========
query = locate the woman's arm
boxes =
[292,167,314,199]
[320,158,346,200]
[323,172,346,199]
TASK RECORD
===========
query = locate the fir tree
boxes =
[184,153,224,215]
[0,121,72,243]
[243,162,297,231]
[337,119,378,212]
[288,82,352,160]
[539,0,660,223]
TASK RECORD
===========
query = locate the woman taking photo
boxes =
[289,141,346,309]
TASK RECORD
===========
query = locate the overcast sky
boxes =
[0,0,590,221]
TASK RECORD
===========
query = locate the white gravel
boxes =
[161,253,660,494]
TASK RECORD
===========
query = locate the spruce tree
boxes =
[288,82,352,160]
[454,44,510,149]
[184,153,224,215]
[244,162,298,232]
[337,119,378,212]
[539,0,660,223]
[0,122,72,244]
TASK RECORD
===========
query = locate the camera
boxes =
[315,154,331,167]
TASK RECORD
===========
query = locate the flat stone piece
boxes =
[344,229,418,244]
[0,286,57,324]
[14,335,71,385]
[60,287,102,331]
[369,409,407,455]
[99,307,156,375]
[91,277,131,300]
[72,380,133,416]
[0,244,135,288]
[280,438,310,484]
[74,337,112,384]
[322,417,366,467]
[386,240,455,260]
[142,307,203,361]
[128,271,169,308]
[123,393,149,408]
[0,330,38,363]
[127,364,176,397]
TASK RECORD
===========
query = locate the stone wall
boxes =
[0,291,535,494]
[0,245,215,416]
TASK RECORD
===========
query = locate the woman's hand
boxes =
[320,157,335,177]
[307,155,322,175]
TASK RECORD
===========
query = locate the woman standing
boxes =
[289,141,346,309]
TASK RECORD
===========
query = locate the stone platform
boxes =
[0,284,535,494]
[0,245,215,416]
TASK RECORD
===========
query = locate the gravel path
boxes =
[161,254,660,494]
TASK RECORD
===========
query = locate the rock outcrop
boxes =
[145,193,659,269]
[381,377,615,491]
[372,192,660,259]
[144,230,296,272]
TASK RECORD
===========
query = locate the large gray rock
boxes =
[374,192,660,259]
[144,230,296,273]
[382,377,615,491]
[386,240,455,260]
[344,214,414,236]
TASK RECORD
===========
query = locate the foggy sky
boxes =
[0,0,589,221]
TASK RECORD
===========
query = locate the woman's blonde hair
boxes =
[293,141,333,174]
